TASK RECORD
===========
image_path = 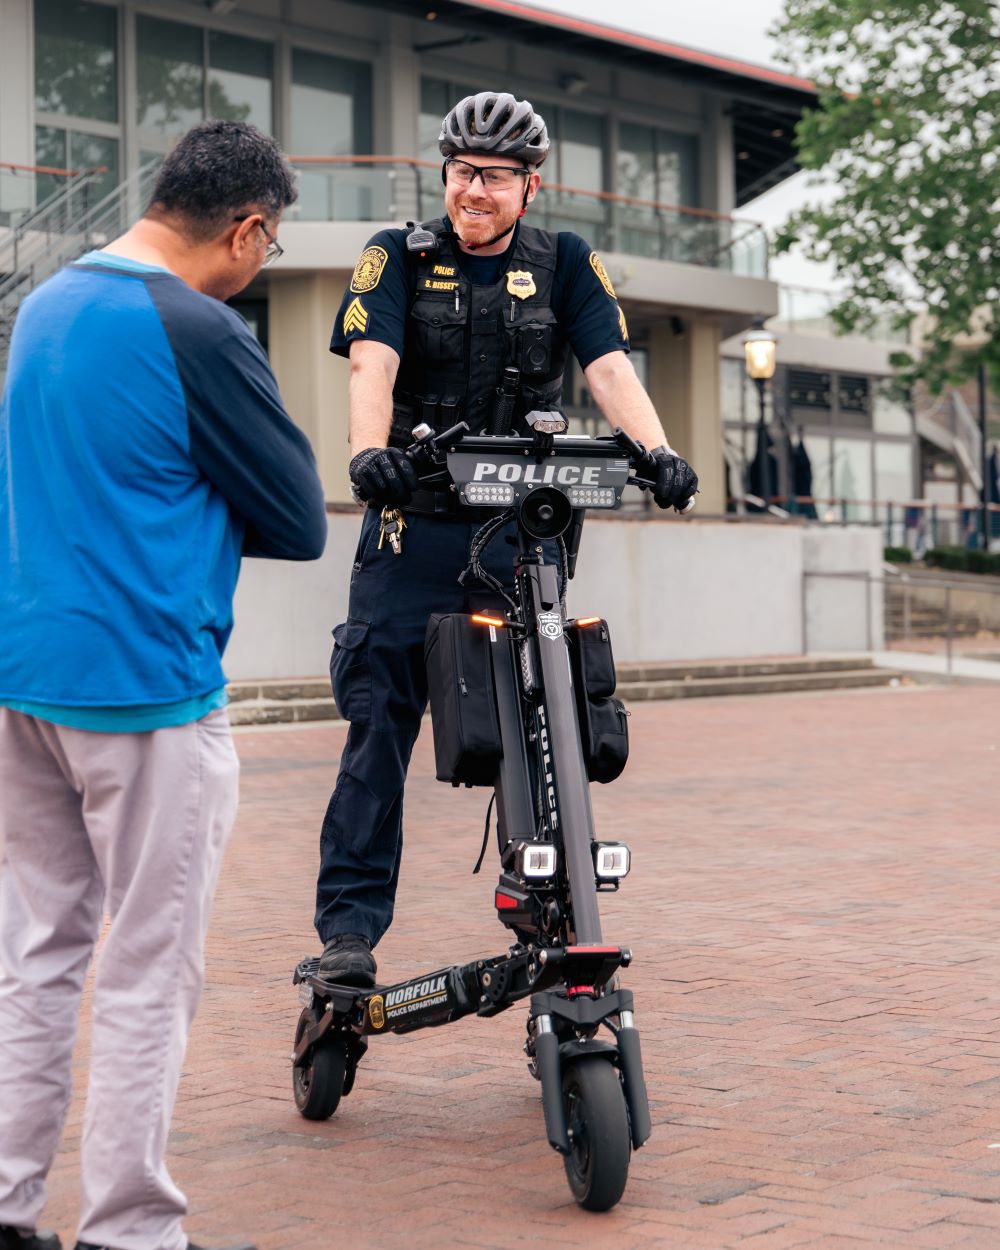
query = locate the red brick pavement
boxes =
[36,684,1000,1249]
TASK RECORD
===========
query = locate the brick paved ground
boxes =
[35,684,1000,1249]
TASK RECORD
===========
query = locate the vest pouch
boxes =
[424,613,502,786]
[578,695,629,784]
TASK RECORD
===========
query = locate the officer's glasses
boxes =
[234,215,284,266]
[445,158,530,189]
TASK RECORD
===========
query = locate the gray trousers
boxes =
[0,708,239,1250]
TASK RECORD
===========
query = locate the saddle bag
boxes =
[568,618,629,784]
[424,613,502,786]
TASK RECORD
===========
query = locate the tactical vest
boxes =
[390,218,569,446]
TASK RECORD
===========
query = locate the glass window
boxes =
[136,17,204,136]
[34,125,67,204]
[209,32,273,132]
[616,122,697,206]
[875,440,914,503]
[292,51,374,221]
[558,109,602,192]
[832,437,873,521]
[34,125,117,212]
[720,359,744,422]
[69,130,118,202]
[35,0,117,123]
[291,51,372,155]
[803,433,833,507]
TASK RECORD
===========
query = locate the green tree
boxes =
[772,0,999,393]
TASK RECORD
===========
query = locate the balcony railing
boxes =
[289,157,768,278]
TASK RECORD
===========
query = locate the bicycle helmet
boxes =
[439,92,550,168]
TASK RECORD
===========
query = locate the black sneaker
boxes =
[317,934,377,986]
[0,1228,60,1250]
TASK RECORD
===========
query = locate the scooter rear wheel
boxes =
[561,1056,631,1211]
[292,1006,347,1120]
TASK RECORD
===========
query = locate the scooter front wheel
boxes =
[561,1056,631,1211]
[292,1006,347,1120]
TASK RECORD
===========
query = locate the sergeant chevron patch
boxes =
[343,297,369,334]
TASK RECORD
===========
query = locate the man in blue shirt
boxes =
[314,92,698,986]
[0,120,326,1250]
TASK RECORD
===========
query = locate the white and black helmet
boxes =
[439,92,550,168]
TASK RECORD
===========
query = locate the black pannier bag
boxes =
[568,618,629,784]
[424,613,503,785]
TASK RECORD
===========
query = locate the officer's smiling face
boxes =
[444,153,540,252]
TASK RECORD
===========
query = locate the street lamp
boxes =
[742,320,785,511]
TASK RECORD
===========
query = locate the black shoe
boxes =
[317,934,377,986]
[0,1228,60,1250]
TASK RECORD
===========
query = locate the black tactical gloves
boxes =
[349,447,419,506]
[649,447,698,511]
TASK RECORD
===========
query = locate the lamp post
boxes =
[742,320,781,509]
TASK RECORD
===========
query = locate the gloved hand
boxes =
[649,447,698,511]
[349,446,419,506]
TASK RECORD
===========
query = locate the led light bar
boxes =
[463,482,516,505]
[593,842,630,880]
[567,485,617,508]
[515,841,557,879]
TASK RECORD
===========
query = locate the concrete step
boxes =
[227,657,899,726]
[616,668,897,702]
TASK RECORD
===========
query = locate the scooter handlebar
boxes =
[405,424,696,513]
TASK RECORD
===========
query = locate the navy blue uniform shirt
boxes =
[330,221,629,367]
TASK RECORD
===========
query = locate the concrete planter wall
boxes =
[224,516,884,681]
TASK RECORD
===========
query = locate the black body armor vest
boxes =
[390,219,569,446]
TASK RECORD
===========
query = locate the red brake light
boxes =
[495,891,519,910]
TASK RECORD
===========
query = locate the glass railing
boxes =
[775,284,909,344]
[288,157,769,277]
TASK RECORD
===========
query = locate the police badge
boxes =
[506,270,536,299]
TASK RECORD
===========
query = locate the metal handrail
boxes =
[0,164,110,274]
[0,158,162,375]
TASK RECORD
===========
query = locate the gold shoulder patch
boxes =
[589,252,617,299]
[343,297,369,335]
[617,304,629,342]
[350,245,389,294]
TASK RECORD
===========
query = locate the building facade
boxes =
[0,0,817,509]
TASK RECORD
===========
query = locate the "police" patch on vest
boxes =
[506,270,536,300]
[343,297,369,334]
[589,252,617,299]
[350,246,389,293]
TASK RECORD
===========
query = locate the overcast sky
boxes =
[527,0,835,288]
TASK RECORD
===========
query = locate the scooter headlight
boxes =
[593,842,630,880]
[514,841,558,880]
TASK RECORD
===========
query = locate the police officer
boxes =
[315,91,697,985]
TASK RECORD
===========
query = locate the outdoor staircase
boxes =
[226,655,898,726]
[0,158,161,381]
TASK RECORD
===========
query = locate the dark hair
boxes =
[147,119,297,240]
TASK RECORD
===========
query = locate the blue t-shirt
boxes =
[330,221,629,368]
[0,251,327,732]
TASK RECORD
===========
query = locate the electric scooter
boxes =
[290,416,682,1211]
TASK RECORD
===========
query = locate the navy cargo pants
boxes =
[315,507,554,947]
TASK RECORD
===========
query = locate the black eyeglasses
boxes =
[444,158,530,189]
[234,215,284,266]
